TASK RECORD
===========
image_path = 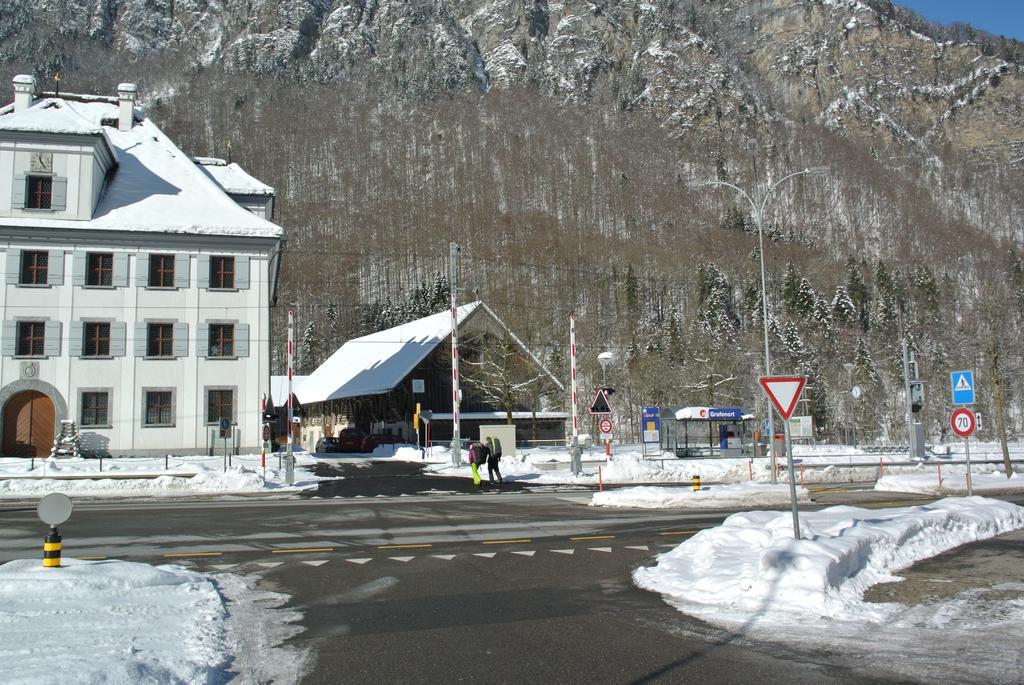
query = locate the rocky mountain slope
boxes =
[3,0,1022,161]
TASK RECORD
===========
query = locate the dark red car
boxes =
[362,433,406,451]
[335,428,366,452]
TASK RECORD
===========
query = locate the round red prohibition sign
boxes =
[598,417,613,434]
[950,408,976,438]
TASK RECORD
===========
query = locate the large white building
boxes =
[0,75,283,457]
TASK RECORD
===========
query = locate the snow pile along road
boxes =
[876,466,1024,495]
[0,558,307,683]
[634,497,1024,627]
[591,482,809,509]
[0,454,325,499]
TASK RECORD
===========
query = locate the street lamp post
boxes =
[843,362,855,447]
[697,166,829,483]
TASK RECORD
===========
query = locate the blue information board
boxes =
[950,370,975,405]
[641,406,661,444]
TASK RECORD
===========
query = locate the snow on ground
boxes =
[590,482,810,509]
[634,497,1024,626]
[0,453,325,499]
[634,497,1024,684]
[876,463,1024,495]
[0,558,307,684]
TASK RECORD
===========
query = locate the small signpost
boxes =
[951,407,976,495]
[38,493,72,568]
[759,376,807,539]
[590,389,613,456]
[219,417,231,471]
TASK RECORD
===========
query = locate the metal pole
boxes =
[570,316,581,475]
[449,242,461,466]
[784,417,801,539]
[755,202,777,484]
[285,309,295,485]
[965,436,974,496]
[901,335,915,455]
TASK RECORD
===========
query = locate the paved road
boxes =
[2,468,970,684]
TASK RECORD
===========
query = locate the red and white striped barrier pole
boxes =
[285,310,295,485]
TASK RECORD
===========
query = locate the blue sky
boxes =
[897,1,1024,41]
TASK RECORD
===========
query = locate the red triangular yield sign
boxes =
[759,376,806,420]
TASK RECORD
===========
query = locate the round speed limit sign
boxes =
[950,408,976,438]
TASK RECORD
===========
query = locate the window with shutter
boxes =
[19,251,48,285]
[26,177,52,209]
[148,255,175,288]
[86,253,114,287]
[84,322,111,357]
[16,321,45,356]
[210,256,235,289]
[208,323,235,357]
[146,323,174,357]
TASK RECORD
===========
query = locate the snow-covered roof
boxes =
[270,375,308,407]
[298,303,483,404]
[0,98,106,136]
[0,95,282,239]
[194,157,275,196]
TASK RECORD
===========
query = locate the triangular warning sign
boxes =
[589,389,612,415]
[954,374,972,392]
[759,376,806,420]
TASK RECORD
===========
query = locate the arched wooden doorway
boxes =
[3,390,55,457]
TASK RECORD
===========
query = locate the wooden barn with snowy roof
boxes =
[296,301,567,449]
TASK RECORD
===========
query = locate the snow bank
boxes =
[591,482,809,509]
[0,454,325,499]
[634,497,1024,628]
[876,465,1024,495]
[0,559,232,683]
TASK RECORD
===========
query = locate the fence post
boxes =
[748,459,753,481]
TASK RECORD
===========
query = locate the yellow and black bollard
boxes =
[43,526,62,568]
[692,475,701,492]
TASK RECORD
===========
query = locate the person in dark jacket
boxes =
[486,436,503,484]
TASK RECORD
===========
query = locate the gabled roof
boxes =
[297,301,564,405]
[0,94,282,239]
[298,303,482,404]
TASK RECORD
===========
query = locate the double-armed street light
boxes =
[695,166,829,482]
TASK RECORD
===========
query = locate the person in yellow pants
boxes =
[468,442,482,485]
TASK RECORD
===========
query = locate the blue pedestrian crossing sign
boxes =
[950,370,975,405]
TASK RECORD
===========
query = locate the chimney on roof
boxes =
[117,83,137,132]
[13,75,36,113]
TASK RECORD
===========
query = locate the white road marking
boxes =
[473,552,497,558]
[346,558,373,564]
[625,545,650,551]
[588,547,613,553]
[389,556,414,562]
[210,564,237,570]
[511,551,536,557]
[551,549,575,555]
[257,562,284,569]
[432,554,456,560]
[302,560,330,567]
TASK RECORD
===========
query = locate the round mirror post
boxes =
[37,493,73,568]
